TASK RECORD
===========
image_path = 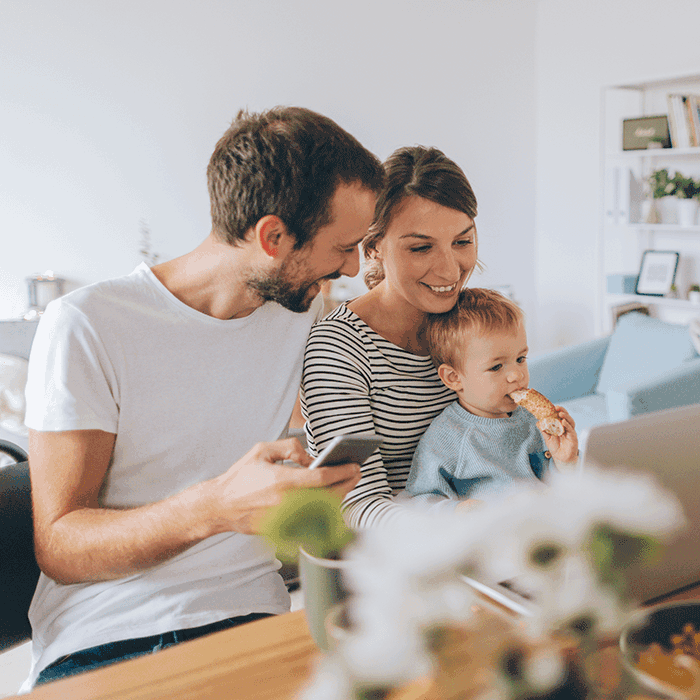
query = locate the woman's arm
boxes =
[301,318,406,529]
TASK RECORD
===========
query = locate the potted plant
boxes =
[644,168,674,223]
[670,172,700,226]
[689,284,700,304]
[646,136,666,149]
[261,489,355,651]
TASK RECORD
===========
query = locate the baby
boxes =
[404,288,578,510]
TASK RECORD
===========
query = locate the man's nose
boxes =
[339,247,361,278]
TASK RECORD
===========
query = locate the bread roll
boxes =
[509,388,564,436]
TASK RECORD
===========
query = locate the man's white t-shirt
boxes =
[22,263,322,687]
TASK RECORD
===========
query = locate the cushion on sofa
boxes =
[597,313,698,394]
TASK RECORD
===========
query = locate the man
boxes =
[23,106,383,687]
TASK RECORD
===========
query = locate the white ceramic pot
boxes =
[689,290,700,305]
[677,198,698,227]
[641,199,660,224]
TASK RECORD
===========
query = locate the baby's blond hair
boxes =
[427,288,524,370]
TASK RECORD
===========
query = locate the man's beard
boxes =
[246,274,315,312]
[246,269,338,313]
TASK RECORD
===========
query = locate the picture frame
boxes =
[635,250,680,296]
[622,115,671,150]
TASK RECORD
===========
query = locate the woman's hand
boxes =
[539,407,578,464]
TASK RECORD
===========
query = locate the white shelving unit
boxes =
[600,74,700,334]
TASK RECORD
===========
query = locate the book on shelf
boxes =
[667,93,700,148]
[687,95,700,148]
[603,166,641,225]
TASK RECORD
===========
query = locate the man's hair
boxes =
[207,106,384,248]
[427,288,525,369]
[363,146,478,289]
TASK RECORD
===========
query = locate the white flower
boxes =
[524,645,566,692]
[341,620,433,685]
[299,655,352,700]
[307,466,686,697]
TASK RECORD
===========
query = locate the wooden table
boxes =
[13,583,700,700]
[13,611,317,700]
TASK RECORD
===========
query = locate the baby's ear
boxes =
[437,364,462,392]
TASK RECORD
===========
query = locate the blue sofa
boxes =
[527,312,700,434]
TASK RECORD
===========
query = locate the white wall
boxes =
[10,1,697,353]
[534,0,700,349]
[1,0,539,339]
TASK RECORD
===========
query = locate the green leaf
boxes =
[588,523,660,593]
[259,488,355,561]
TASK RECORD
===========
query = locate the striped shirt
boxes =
[300,304,455,528]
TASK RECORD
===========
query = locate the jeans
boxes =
[35,612,272,686]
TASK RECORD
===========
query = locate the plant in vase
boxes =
[261,488,356,650]
[644,168,674,224]
[688,284,700,304]
[670,172,700,227]
[296,468,685,700]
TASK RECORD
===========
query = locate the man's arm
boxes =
[30,429,361,585]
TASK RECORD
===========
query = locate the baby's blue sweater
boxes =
[404,402,550,510]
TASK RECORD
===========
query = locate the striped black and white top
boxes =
[301,304,455,529]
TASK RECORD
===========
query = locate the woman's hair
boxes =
[362,146,478,289]
[427,288,524,370]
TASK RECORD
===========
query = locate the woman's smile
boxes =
[422,281,460,294]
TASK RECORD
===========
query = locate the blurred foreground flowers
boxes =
[297,467,685,700]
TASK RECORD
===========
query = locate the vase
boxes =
[689,291,700,305]
[298,546,350,651]
[642,199,661,224]
[677,199,698,227]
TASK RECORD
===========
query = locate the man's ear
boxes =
[254,215,293,258]
[437,363,462,392]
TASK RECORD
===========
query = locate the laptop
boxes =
[466,403,700,613]
[579,402,700,603]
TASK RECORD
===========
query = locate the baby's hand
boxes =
[456,498,484,513]
[539,407,578,464]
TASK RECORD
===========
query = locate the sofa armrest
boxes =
[527,336,610,403]
[605,357,700,422]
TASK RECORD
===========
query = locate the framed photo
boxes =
[622,115,671,150]
[635,250,680,296]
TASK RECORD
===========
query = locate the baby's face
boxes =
[447,323,529,419]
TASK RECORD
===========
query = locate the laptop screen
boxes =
[579,402,700,603]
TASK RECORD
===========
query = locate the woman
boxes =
[301,146,479,528]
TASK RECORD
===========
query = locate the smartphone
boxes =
[308,434,383,470]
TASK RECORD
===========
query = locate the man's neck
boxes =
[151,233,263,320]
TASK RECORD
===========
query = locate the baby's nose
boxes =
[507,368,524,382]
